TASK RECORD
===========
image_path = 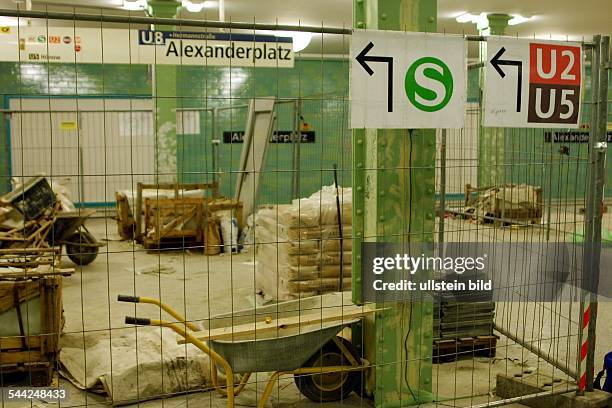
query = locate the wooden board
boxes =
[0,280,39,313]
[0,267,74,280]
[181,306,378,344]
[115,192,135,240]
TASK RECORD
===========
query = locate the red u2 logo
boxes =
[528,43,581,124]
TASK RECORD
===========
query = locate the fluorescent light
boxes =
[474,13,488,29]
[121,0,147,11]
[0,16,24,26]
[275,31,312,52]
[258,30,312,52]
[455,13,474,23]
[182,0,216,12]
[508,15,532,26]
[455,12,488,26]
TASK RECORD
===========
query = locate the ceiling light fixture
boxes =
[508,15,532,26]
[455,13,475,23]
[274,31,312,53]
[0,16,24,26]
[181,0,216,12]
[455,12,489,29]
[121,0,147,11]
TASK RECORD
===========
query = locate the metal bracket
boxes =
[594,142,608,151]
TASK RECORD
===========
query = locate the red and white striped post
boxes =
[578,301,592,391]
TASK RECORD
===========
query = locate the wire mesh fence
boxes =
[0,7,609,408]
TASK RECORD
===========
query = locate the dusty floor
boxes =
[3,212,611,408]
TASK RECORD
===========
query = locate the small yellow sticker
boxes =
[0,27,10,34]
[60,121,78,131]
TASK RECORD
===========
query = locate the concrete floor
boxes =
[3,212,611,408]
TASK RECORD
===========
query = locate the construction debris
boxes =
[0,177,101,267]
[464,183,543,225]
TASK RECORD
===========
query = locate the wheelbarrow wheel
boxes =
[294,336,360,402]
[66,231,98,266]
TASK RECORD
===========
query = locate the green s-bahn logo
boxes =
[405,57,454,112]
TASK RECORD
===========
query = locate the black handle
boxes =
[118,295,140,303]
[125,316,151,325]
[332,163,343,292]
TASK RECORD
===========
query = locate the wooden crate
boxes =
[141,194,244,250]
[134,181,219,242]
[143,197,204,249]
[0,276,63,386]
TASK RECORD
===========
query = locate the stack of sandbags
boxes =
[255,186,352,300]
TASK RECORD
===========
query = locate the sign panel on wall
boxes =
[350,30,466,129]
[544,131,612,143]
[0,27,294,67]
[484,38,583,128]
[223,130,315,143]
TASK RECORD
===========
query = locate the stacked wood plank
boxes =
[432,299,497,362]
[255,186,352,300]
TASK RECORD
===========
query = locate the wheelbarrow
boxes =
[47,209,104,265]
[118,292,371,408]
[1,176,103,266]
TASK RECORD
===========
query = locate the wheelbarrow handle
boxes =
[125,316,151,325]
[118,295,140,303]
[117,294,200,332]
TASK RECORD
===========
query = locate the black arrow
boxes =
[356,41,394,112]
[490,47,523,113]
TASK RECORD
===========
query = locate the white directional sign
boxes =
[350,30,466,129]
[484,38,583,128]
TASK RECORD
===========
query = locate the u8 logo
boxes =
[139,30,165,45]
[405,57,454,112]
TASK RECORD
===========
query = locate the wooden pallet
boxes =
[433,335,498,363]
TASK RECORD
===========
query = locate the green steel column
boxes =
[148,0,180,183]
[352,0,437,406]
[477,14,510,187]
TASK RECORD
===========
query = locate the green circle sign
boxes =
[404,57,453,112]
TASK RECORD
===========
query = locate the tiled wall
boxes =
[0,59,351,204]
